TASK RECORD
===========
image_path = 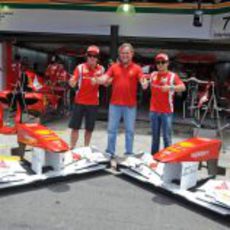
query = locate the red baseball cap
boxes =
[155,53,169,61]
[87,45,100,55]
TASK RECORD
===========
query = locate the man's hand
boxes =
[140,78,149,90]
[69,76,77,88]
[161,85,172,92]
[91,77,98,85]
[91,74,109,85]
[104,78,113,87]
[162,84,186,93]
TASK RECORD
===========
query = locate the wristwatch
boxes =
[169,85,175,92]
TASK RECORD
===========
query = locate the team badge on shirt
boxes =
[161,77,167,85]
[83,68,89,74]
[129,70,134,77]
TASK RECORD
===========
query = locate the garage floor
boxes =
[0,118,229,229]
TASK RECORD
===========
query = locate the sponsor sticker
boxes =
[35,130,52,135]
[191,151,209,159]
[179,142,194,148]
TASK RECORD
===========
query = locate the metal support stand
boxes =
[184,77,227,152]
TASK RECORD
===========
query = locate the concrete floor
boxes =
[0,173,229,230]
[0,117,229,229]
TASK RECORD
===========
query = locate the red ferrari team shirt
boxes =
[73,63,104,105]
[106,62,143,107]
[150,71,183,113]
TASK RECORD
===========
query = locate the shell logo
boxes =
[179,142,194,148]
[35,130,52,135]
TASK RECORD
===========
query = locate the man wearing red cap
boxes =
[149,53,186,155]
[68,45,104,149]
[92,43,148,157]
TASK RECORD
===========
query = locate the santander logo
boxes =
[191,150,209,159]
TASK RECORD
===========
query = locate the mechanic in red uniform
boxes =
[45,55,60,84]
[68,45,104,149]
[45,56,70,106]
[149,53,186,155]
[45,55,70,85]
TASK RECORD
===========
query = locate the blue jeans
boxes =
[150,112,173,155]
[106,104,137,156]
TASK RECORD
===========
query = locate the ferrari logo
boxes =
[83,69,89,74]
[129,70,133,77]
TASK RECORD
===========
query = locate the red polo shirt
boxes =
[106,62,143,107]
[150,71,184,113]
[73,63,104,105]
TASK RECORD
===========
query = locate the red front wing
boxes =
[154,137,221,163]
[17,123,69,153]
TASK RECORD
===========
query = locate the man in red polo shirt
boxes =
[93,43,148,156]
[68,45,104,149]
[45,56,70,85]
[149,53,186,155]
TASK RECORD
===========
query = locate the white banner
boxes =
[0,9,212,39]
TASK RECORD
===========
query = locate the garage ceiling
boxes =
[0,0,223,5]
[1,0,229,60]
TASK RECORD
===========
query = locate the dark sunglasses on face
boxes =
[87,54,98,58]
[156,61,167,65]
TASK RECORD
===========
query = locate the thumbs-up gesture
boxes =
[69,76,77,88]
[140,76,149,90]
[91,77,98,85]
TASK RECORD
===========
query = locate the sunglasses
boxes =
[156,61,168,65]
[87,54,98,58]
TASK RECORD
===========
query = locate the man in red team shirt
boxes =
[149,53,186,155]
[93,43,148,157]
[68,45,104,149]
[45,55,70,85]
